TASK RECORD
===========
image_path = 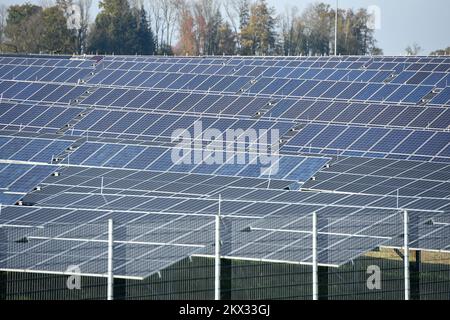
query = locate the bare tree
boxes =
[193,0,221,55]
[147,0,162,52]
[76,0,92,54]
[222,0,249,50]
[164,0,179,49]
[405,43,422,56]
[147,0,177,53]
[222,0,239,34]
[159,0,177,51]
[55,0,91,54]
[280,6,299,55]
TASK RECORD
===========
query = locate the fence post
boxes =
[214,195,221,300]
[107,219,114,301]
[403,210,410,301]
[312,211,318,300]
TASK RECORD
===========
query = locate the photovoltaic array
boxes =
[0,54,449,279]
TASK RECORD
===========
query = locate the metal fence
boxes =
[1,212,450,300]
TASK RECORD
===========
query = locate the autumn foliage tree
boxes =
[177,3,197,55]
[175,0,236,56]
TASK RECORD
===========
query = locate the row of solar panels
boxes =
[1,167,447,275]
[66,110,450,161]
[1,100,448,163]
[5,99,440,162]
[92,60,450,82]
[29,165,448,236]
[21,167,450,213]
[1,68,449,106]
[83,70,450,104]
[0,134,329,183]
[0,65,93,84]
[102,55,450,69]
[0,205,401,277]
[284,123,450,161]
[2,160,449,271]
[4,54,450,69]
[64,88,450,129]
[94,63,450,86]
[0,56,94,68]
[2,80,449,126]
[0,102,85,133]
[1,204,446,278]
[1,85,449,135]
[15,156,447,205]
[3,61,449,97]
[2,55,450,89]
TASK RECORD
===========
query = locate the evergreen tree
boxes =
[240,0,276,55]
[4,4,75,53]
[217,22,236,55]
[4,4,43,52]
[89,0,156,55]
[135,6,156,55]
[41,6,77,53]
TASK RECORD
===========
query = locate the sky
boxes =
[2,0,450,55]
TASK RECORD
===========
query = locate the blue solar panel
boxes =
[431,87,450,105]
[392,131,434,154]
[0,163,56,203]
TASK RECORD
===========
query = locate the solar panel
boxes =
[0,163,57,204]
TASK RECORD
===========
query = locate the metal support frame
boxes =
[107,219,114,301]
[403,210,410,301]
[312,211,318,300]
[214,195,221,300]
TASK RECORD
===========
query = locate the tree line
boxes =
[0,0,384,56]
